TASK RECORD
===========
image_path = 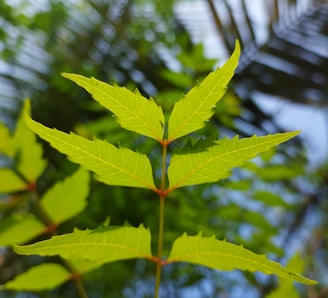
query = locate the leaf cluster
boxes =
[0,42,317,297]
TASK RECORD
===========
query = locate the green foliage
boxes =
[266,253,306,298]
[167,234,314,285]
[40,167,90,225]
[168,41,240,141]
[61,73,165,141]
[1,264,71,291]
[24,110,155,190]
[168,132,299,190]
[0,42,317,297]
[0,214,45,245]
[15,224,152,265]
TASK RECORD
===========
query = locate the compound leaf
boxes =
[168,41,240,141]
[14,224,153,266]
[24,114,156,190]
[62,73,164,141]
[0,214,46,245]
[41,167,90,224]
[168,131,300,190]
[1,263,71,291]
[167,233,317,285]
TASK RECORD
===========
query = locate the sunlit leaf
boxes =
[0,122,15,156]
[168,131,300,190]
[1,263,71,291]
[0,214,46,245]
[167,233,317,285]
[14,100,47,182]
[0,169,28,193]
[41,168,90,224]
[266,253,305,298]
[168,41,240,141]
[70,258,105,274]
[62,73,164,141]
[24,113,156,190]
[14,224,153,266]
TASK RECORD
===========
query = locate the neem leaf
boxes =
[1,263,71,291]
[41,168,90,224]
[62,73,164,141]
[24,114,156,190]
[0,169,28,193]
[14,100,47,182]
[0,214,46,245]
[168,131,300,190]
[14,224,153,266]
[168,41,240,142]
[266,253,305,298]
[167,234,317,285]
[0,122,15,156]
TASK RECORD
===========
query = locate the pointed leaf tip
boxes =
[24,114,156,190]
[168,41,240,141]
[61,73,164,141]
[167,235,317,285]
[168,131,300,189]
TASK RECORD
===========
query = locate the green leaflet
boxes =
[14,224,153,266]
[168,131,300,190]
[0,169,28,193]
[24,113,156,190]
[62,73,164,141]
[41,168,90,224]
[265,253,304,298]
[0,122,15,156]
[70,258,107,274]
[1,263,71,291]
[14,101,47,182]
[167,234,317,285]
[168,41,240,142]
[0,214,46,245]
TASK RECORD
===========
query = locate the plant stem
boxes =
[155,141,168,298]
[155,195,165,298]
[30,189,89,298]
[64,260,89,298]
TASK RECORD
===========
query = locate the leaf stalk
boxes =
[155,141,168,298]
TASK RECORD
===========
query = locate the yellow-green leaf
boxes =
[168,131,300,190]
[14,100,47,182]
[167,234,317,285]
[0,214,46,245]
[62,73,164,141]
[14,224,153,266]
[0,122,15,156]
[168,41,240,141]
[41,168,90,224]
[266,253,305,298]
[1,263,71,291]
[24,114,156,190]
[0,169,28,193]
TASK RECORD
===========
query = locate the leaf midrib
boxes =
[29,119,155,190]
[81,77,163,141]
[170,135,290,189]
[19,242,151,259]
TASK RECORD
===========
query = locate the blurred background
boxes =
[0,0,327,297]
